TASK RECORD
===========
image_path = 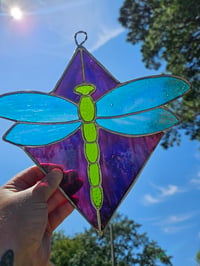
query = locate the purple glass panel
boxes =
[98,130,163,228]
[25,46,163,232]
[82,50,119,100]
[52,50,82,103]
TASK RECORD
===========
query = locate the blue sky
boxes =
[0,0,199,265]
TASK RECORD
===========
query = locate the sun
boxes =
[10,6,24,20]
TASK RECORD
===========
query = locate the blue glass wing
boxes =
[0,92,78,123]
[4,122,81,146]
[96,108,178,136]
[96,75,190,117]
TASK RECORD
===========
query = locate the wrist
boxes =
[0,249,33,266]
[14,250,33,266]
[0,239,33,266]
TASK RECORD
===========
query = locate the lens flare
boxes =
[10,6,23,20]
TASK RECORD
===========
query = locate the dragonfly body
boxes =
[75,84,103,228]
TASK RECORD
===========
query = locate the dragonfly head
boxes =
[75,84,96,96]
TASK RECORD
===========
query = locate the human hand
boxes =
[0,165,82,266]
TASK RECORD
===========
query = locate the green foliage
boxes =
[51,231,83,265]
[196,250,200,265]
[51,214,172,265]
[119,0,200,148]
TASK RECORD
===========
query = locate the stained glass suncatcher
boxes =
[0,31,190,234]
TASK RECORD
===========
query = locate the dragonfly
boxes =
[0,75,190,230]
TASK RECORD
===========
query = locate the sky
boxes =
[0,0,199,265]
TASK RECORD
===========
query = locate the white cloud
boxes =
[140,211,198,234]
[153,212,197,234]
[165,213,194,224]
[190,177,200,186]
[162,224,193,234]
[89,26,125,52]
[190,171,200,189]
[158,184,182,196]
[143,194,162,204]
[142,184,184,205]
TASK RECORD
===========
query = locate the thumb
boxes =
[33,169,63,201]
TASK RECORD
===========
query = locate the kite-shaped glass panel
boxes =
[0,31,190,234]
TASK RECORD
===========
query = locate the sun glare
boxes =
[10,6,24,20]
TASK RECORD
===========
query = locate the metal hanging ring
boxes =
[74,31,88,47]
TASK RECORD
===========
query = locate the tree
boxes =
[119,0,200,148]
[196,250,200,266]
[51,213,172,265]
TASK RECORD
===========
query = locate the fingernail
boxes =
[51,168,63,178]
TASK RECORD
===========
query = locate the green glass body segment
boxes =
[82,123,97,142]
[85,142,99,163]
[75,84,103,214]
[79,97,95,122]
[88,163,101,186]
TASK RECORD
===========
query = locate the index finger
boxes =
[5,165,45,190]
[5,163,64,191]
